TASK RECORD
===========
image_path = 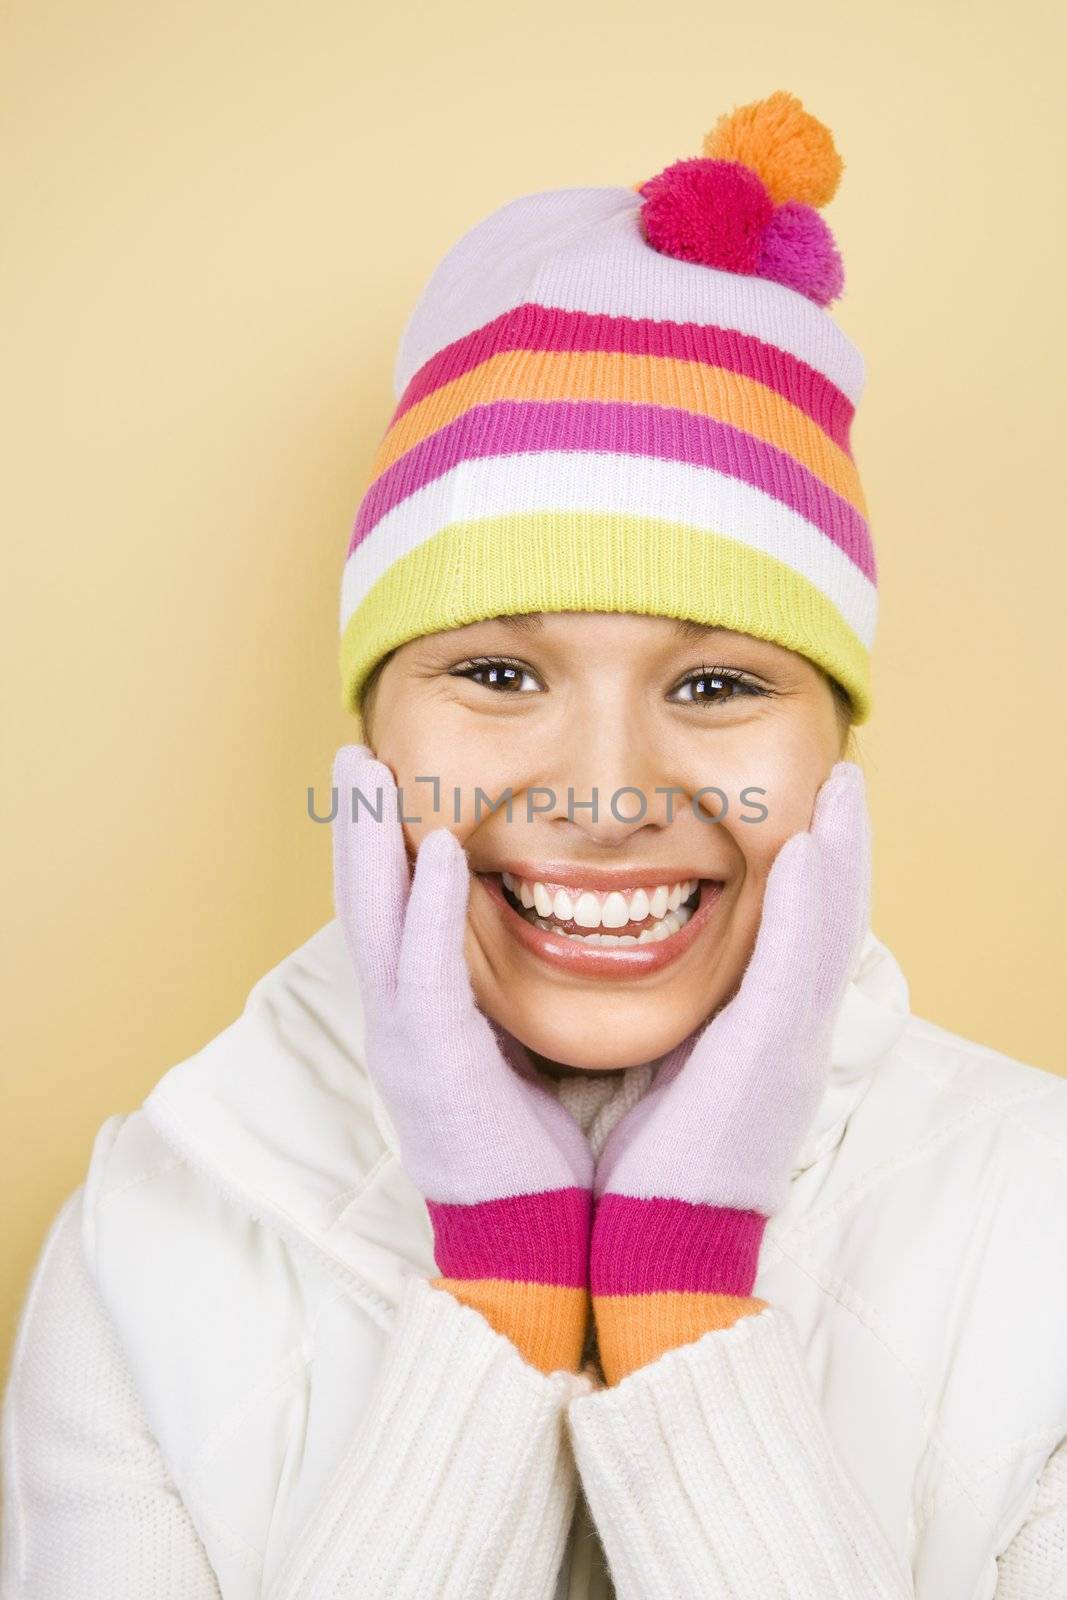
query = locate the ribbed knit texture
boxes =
[568,1304,913,1599]
[993,1445,1067,1596]
[590,1194,769,1382]
[0,1188,222,1596]
[427,1185,593,1375]
[338,97,877,737]
[270,1272,591,1599]
[7,1055,1067,1597]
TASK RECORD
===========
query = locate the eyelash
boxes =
[448,656,771,705]
[674,664,772,706]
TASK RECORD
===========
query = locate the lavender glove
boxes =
[332,743,595,1374]
[588,760,872,1384]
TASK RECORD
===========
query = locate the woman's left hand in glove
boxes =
[588,759,872,1385]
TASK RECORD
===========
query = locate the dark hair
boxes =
[829,675,857,757]
[358,651,392,744]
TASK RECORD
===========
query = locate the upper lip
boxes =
[485,863,724,893]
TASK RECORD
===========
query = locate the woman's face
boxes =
[364,612,848,1074]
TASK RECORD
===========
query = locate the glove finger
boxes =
[592,1035,697,1198]
[332,744,409,1008]
[396,827,478,1017]
[732,829,822,1031]
[489,1023,595,1189]
[809,761,872,1013]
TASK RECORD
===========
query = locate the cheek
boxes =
[686,737,822,870]
[372,719,522,855]
[690,738,828,976]
[712,731,829,846]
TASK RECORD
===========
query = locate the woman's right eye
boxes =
[449,657,543,693]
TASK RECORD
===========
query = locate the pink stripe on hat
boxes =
[350,397,874,578]
[395,302,856,450]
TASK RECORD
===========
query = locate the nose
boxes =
[538,699,684,850]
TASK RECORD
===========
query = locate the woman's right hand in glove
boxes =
[331,743,595,1375]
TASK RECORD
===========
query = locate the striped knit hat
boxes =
[339,90,875,734]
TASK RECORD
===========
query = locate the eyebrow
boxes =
[488,613,545,633]
[668,618,731,642]
[488,613,729,643]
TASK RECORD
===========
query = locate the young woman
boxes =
[4,91,1067,1600]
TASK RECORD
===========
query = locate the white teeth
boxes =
[628,887,650,922]
[528,899,695,945]
[505,876,697,918]
[573,891,602,930]
[504,872,702,945]
[533,881,554,918]
[601,891,631,929]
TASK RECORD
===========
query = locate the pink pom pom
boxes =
[757,201,844,306]
[639,158,773,273]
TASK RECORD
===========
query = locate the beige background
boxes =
[3,0,1065,1384]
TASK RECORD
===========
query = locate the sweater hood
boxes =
[140,918,910,1285]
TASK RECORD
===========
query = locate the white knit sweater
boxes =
[4,937,1067,1597]
[5,1112,1066,1600]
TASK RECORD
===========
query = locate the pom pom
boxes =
[703,89,843,209]
[758,202,844,306]
[639,157,773,272]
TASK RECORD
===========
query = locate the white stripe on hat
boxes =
[340,449,876,647]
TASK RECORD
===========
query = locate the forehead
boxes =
[464,613,750,644]
[450,613,805,664]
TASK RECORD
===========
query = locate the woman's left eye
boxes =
[449,657,542,693]
[670,667,768,706]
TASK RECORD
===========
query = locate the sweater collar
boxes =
[788,924,910,1173]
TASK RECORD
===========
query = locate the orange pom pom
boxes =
[702,89,843,209]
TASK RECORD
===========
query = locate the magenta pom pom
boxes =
[639,158,773,273]
[757,201,844,306]
[638,157,845,306]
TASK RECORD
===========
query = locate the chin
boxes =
[466,869,744,1071]
[496,1007,705,1075]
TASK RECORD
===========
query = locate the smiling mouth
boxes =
[498,872,703,946]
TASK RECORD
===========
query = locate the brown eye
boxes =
[671,667,767,706]
[450,657,541,693]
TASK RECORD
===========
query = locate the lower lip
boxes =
[476,873,726,980]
